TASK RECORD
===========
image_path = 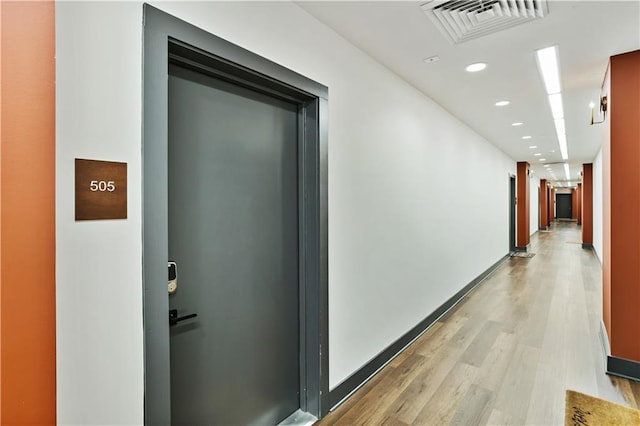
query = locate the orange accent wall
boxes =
[576,183,582,226]
[516,162,530,248]
[539,179,548,229]
[0,1,56,424]
[606,50,640,362]
[582,164,593,246]
[571,189,578,220]
[1,1,3,416]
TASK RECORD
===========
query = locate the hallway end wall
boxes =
[56,2,517,422]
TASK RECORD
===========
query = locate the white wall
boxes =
[56,2,144,425]
[56,2,516,423]
[593,149,603,262]
[530,174,539,235]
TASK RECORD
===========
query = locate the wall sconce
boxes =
[590,95,608,125]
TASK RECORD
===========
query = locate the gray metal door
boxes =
[168,64,299,425]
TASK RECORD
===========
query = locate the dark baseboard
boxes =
[582,243,593,249]
[327,254,510,410]
[538,226,548,231]
[599,321,640,382]
[515,245,528,252]
[607,356,640,382]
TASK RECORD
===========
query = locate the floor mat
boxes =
[565,390,640,425]
[511,252,536,258]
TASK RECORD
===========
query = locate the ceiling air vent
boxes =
[421,0,549,44]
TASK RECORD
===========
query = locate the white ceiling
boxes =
[297,0,640,187]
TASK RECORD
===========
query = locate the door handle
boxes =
[169,309,198,326]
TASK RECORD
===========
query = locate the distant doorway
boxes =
[556,193,573,219]
[509,176,516,252]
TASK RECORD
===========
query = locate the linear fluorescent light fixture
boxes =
[564,163,571,180]
[558,133,568,160]
[549,93,564,119]
[536,45,569,161]
[536,46,561,95]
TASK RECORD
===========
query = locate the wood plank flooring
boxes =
[318,221,640,425]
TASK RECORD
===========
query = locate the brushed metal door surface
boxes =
[168,64,299,425]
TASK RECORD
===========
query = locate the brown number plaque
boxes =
[75,158,127,220]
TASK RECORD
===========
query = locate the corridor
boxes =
[319,222,640,425]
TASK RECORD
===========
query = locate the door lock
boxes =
[168,261,178,294]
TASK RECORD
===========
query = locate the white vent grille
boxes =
[421,0,549,44]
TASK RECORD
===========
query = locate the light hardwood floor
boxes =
[318,221,640,425]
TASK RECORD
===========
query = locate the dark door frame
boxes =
[509,175,516,252]
[142,5,329,423]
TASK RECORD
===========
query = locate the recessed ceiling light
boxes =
[465,62,487,72]
[529,145,537,149]
[512,122,524,126]
[539,158,546,161]
[522,136,532,139]
[534,153,542,156]
[495,100,510,107]
[589,101,595,108]
[424,55,440,63]
[550,150,556,153]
